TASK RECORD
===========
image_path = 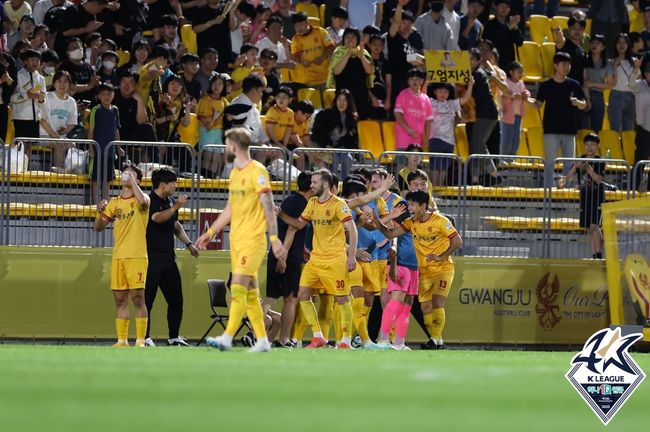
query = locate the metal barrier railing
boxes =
[0,139,6,245]
[546,157,630,259]
[288,147,376,191]
[5,137,101,247]
[631,160,650,198]
[463,154,547,258]
[103,141,198,246]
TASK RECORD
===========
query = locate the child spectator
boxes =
[197,73,229,178]
[230,44,265,99]
[259,48,280,111]
[367,33,391,120]
[291,12,334,89]
[583,35,609,132]
[265,85,294,149]
[429,77,474,186]
[30,24,49,53]
[249,2,272,45]
[88,83,124,202]
[289,99,315,170]
[394,68,432,151]
[85,32,102,69]
[327,6,349,46]
[97,50,120,86]
[39,70,77,169]
[499,61,529,156]
[117,40,150,76]
[10,49,45,159]
[61,37,100,104]
[7,13,35,52]
[563,133,605,259]
[40,49,60,88]
[3,0,32,33]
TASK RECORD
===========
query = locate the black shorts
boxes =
[266,254,302,299]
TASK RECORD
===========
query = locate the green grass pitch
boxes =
[1,345,648,432]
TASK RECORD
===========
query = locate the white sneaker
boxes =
[390,344,412,351]
[206,335,232,351]
[168,336,191,347]
[248,339,272,353]
[144,337,156,347]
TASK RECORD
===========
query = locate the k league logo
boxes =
[566,328,645,425]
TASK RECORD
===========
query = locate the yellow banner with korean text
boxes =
[424,50,471,84]
[444,257,608,344]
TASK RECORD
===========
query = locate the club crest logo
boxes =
[566,328,645,425]
[535,272,561,330]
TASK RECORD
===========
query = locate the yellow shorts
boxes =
[349,265,363,288]
[231,243,267,278]
[111,258,148,291]
[418,272,455,302]
[300,259,350,296]
[360,261,380,293]
[376,260,388,290]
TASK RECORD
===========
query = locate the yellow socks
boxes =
[115,318,129,343]
[135,318,148,342]
[318,295,334,340]
[352,296,370,342]
[299,300,323,337]
[423,312,434,337]
[246,288,267,340]
[335,300,353,342]
[292,307,307,341]
[225,284,248,336]
[430,308,446,340]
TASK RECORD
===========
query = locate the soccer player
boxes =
[278,169,357,348]
[94,162,151,347]
[196,127,287,353]
[144,168,200,347]
[371,189,463,349]
[261,170,314,348]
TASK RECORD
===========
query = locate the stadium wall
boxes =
[0,247,608,344]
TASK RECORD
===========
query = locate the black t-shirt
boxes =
[536,77,585,135]
[472,68,498,120]
[387,32,415,93]
[577,154,606,189]
[55,5,96,56]
[194,5,232,72]
[557,40,586,85]
[61,60,96,103]
[275,192,308,263]
[481,18,523,70]
[272,11,296,39]
[113,92,139,132]
[182,74,202,101]
[262,70,280,108]
[371,54,392,100]
[147,191,178,262]
[381,0,421,31]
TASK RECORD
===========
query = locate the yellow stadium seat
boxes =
[143,30,154,38]
[6,106,14,143]
[526,127,545,157]
[517,41,545,83]
[576,129,596,156]
[381,121,396,152]
[621,130,636,165]
[322,88,336,108]
[357,120,384,159]
[454,124,469,161]
[319,3,326,24]
[599,129,624,160]
[116,50,130,68]
[296,2,320,20]
[550,16,569,30]
[522,100,542,130]
[585,18,592,35]
[516,131,530,156]
[181,24,198,54]
[540,42,555,78]
[528,15,553,45]
[178,113,200,146]
[307,16,322,27]
[298,87,322,109]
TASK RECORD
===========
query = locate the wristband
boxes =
[185,241,193,248]
[207,228,216,239]
[270,235,279,242]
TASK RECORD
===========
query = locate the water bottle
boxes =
[604,148,611,159]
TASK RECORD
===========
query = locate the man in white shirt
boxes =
[223,75,267,145]
[10,49,46,159]
[32,0,72,25]
[341,0,384,29]
[255,16,292,68]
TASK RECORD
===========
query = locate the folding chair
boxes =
[196,278,253,346]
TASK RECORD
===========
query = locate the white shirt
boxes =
[347,0,385,29]
[39,91,78,137]
[32,0,73,25]
[443,6,461,44]
[230,93,267,144]
[430,98,461,144]
[256,37,288,64]
[10,68,47,121]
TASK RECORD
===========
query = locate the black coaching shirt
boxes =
[147,191,178,263]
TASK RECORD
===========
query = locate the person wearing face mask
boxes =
[97,50,119,86]
[40,49,60,88]
[413,0,457,51]
[61,37,100,104]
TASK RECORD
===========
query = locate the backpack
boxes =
[43,5,67,32]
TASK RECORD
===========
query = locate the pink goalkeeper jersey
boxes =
[394,88,434,150]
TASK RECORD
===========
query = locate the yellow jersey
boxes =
[265,106,295,141]
[293,118,309,139]
[291,26,333,85]
[135,61,161,102]
[102,196,149,260]
[197,95,228,129]
[399,211,458,275]
[228,160,271,248]
[299,194,352,263]
[230,66,266,99]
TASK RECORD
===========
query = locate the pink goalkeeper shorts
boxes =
[387,265,419,296]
